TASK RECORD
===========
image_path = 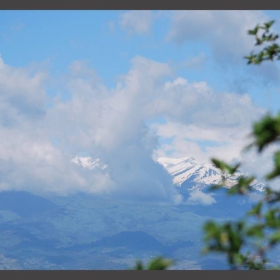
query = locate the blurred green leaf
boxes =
[133,260,144,270]
[266,151,280,180]
[250,113,280,152]
[269,231,280,245]
[147,257,173,270]
[264,20,275,29]
[247,202,263,217]
[246,224,265,238]
[132,257,173,270]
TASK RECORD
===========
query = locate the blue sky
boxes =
[0,10,279,199]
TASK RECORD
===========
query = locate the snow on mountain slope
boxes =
[157,157,264,192]
[70,155,264,193]
[71,156,109,176]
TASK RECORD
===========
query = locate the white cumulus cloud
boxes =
[187,190,216,205]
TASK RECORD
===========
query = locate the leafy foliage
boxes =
[203,20,280,270]
[132,257,173,270]
[245,20,280,64]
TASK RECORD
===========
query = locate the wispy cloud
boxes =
[183,53,207,69]
[120,11,154,35]
[166,11,268,63]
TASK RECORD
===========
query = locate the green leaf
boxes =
[211,158,229,171]
[211,159,240,175]
[265,208,280,228]
[203,221,220,237]
[227,186,239,194]
[246,224,265,238]
[266,151,280,180]
[269,231,280,245]
[133,260,144,270]
[209,184,223,191]
[132,257,173,270]
[247,202,263,217]
[229,163,241,175]
[250,113,280,152]
[264,20,275,29]
[248,26,259,35]
[147,257,173,270]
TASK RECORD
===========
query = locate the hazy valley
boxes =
[0,156,271,269]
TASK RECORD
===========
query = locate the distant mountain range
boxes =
[67,231,167,253]
[72,155,264,195]
[0,155,266,269]
[0,190,224,269]
[156,156,264,193]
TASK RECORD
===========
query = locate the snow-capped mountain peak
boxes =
[157,157,219,186]
[70,155,264,193]
[156,156,264,192]
[71,156,108,170]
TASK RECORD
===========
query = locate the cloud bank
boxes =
[0,53,266,201]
